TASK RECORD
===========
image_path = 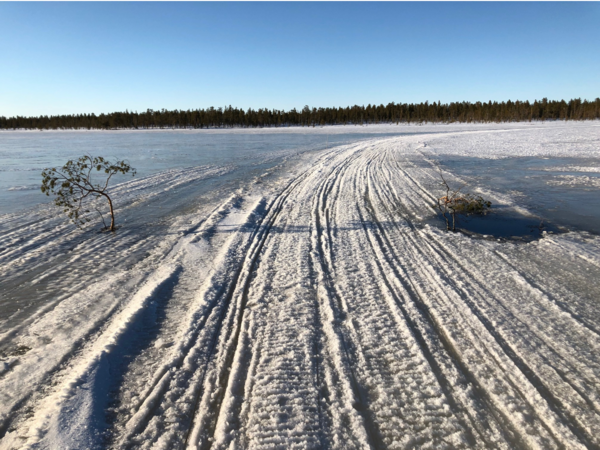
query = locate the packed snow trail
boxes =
[1,125,600,449]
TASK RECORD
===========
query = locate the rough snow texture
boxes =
[1,123,600,449]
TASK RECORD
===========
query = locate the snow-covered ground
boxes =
[1,122,599,449]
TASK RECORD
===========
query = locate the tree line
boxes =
[2,98,599,130]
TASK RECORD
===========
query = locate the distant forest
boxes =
[2,98,599,130]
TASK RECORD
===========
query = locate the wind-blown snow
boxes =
[1,122,599,449]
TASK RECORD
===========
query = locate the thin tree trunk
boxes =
[103,193,115,231]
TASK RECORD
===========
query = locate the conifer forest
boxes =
[2,97,599,130]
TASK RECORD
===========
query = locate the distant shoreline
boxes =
[1,118,599,133]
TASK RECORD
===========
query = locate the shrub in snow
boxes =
[433,170,491,232]
[41,156,136,232]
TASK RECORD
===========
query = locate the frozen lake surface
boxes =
[0,127,418,215]
[0,122,599,449]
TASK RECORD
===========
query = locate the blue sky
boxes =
[1,2,599,117]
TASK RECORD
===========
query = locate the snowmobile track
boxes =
[2,126,600,450]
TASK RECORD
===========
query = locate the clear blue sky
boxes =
[1,2,599,117]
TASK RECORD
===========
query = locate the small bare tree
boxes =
[433,170,491,232]
[41,156,136,232]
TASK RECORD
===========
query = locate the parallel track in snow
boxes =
[1,129,600,449]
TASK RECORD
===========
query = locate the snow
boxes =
[546,175,600,189]
[0,121,599,449]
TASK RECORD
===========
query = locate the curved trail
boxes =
[1,129,599,449]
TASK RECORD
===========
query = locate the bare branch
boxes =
[431,163,491,232]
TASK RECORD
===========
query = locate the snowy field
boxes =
[1,122,600,449]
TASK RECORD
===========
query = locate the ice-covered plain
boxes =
[1,122,600,449]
